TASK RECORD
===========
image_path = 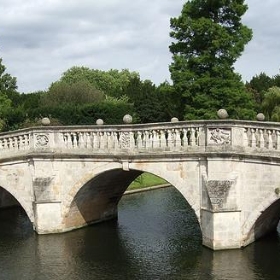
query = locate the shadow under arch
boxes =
[63,167,202,239]
[0,186,33,234]
[63,168,143,231]
[245,198,280,245]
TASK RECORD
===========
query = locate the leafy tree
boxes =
[246,72,273,107]
[0,58,16,130]
[262,86,280,121]
[41,80,104,107]
[169,0,255,120]
[0,58,17,94]
[156,81,181,120]
[272,74,280,88]
[60,66,139,98]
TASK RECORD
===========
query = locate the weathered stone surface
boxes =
[0,120,279,250]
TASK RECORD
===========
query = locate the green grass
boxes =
[128,172,168,190]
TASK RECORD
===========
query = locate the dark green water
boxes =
[0,187,280,280]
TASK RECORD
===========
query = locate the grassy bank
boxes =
[127,172,168,190]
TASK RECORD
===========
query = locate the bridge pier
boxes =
[201,209,241,250]
[33,201,63,234]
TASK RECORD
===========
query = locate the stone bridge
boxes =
[0,120,280,250]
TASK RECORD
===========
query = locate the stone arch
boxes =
[0,185,34,225]
[62,168,143,231]
[62,160,201,233]
[242,195,280,247]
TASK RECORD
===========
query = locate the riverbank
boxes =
[124,183,171,195]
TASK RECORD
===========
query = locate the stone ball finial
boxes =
[41,117,51,126]
[171,117,179,123]
[256,113,265,121]
[123,114,133,124]
[217,109,228,119]
[96,119,104,125]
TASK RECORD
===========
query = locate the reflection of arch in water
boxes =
[63,163,201,236]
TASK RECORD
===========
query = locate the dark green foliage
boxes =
[79,98,136,125]
[246,72,274,107]
[169,0,255,120]
[42,80,104,107]
[0,58,17,130]
[261,87,280,121]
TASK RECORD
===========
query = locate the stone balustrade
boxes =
[1,120,280,159]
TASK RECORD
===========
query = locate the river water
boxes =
[0,187,280,280]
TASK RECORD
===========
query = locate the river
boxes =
[0,187,279,280]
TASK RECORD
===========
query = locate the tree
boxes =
[60,66,139,98]
[262,86,280,121]
[0,58,16,130]
[41,80,104,107]
[246,72,273,107]
[169,0,255,120]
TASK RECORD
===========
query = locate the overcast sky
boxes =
[1,0,280,93]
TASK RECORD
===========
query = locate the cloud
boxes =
[235,0,280,81]
[1,0,280,92]
[1,0,184,92]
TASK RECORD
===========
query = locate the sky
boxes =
[1,0,280,93]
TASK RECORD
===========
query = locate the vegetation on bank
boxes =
[127,173,168,191]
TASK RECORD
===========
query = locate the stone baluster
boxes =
[258,129,264,148]
[112,132,119,150]
[99,132,105,149]
[166,129,173,148]
[174,128,181,148]
[92,132,98,149]
[130,131,135,149]
[250,129,256,148]
[276,131,280,150]
[182,128,188,147]
[72,133,78,148]
[23,134,29,150]
[152,130,159,148]
[145,130,151,148]
[78,132,85,148]
[159,130,166,148]
[9,137,13,149]
[62,133,68,148]
[243,128,248,147]
[267,129,273,150]
[190,128,196,146]
[8,137,13,149]
[85,132,92,149]
[106,132,113,149]
[3,138,8,149]
[18,135,23,150]
[14,136,19,150]
[136,131,142,148]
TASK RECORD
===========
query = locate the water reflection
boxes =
[0,187,279,280]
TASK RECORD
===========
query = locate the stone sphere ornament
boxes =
[123,114,133,124]
[171,117,179,123]
[41,117,51,126]
[217,109,229,119]
[256,113,265,121]
[96,119,104,125]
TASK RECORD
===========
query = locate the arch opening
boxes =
[250,198,280,242]
[64,169,143,231]
[63,168,202,243]
[0,186,33,236]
